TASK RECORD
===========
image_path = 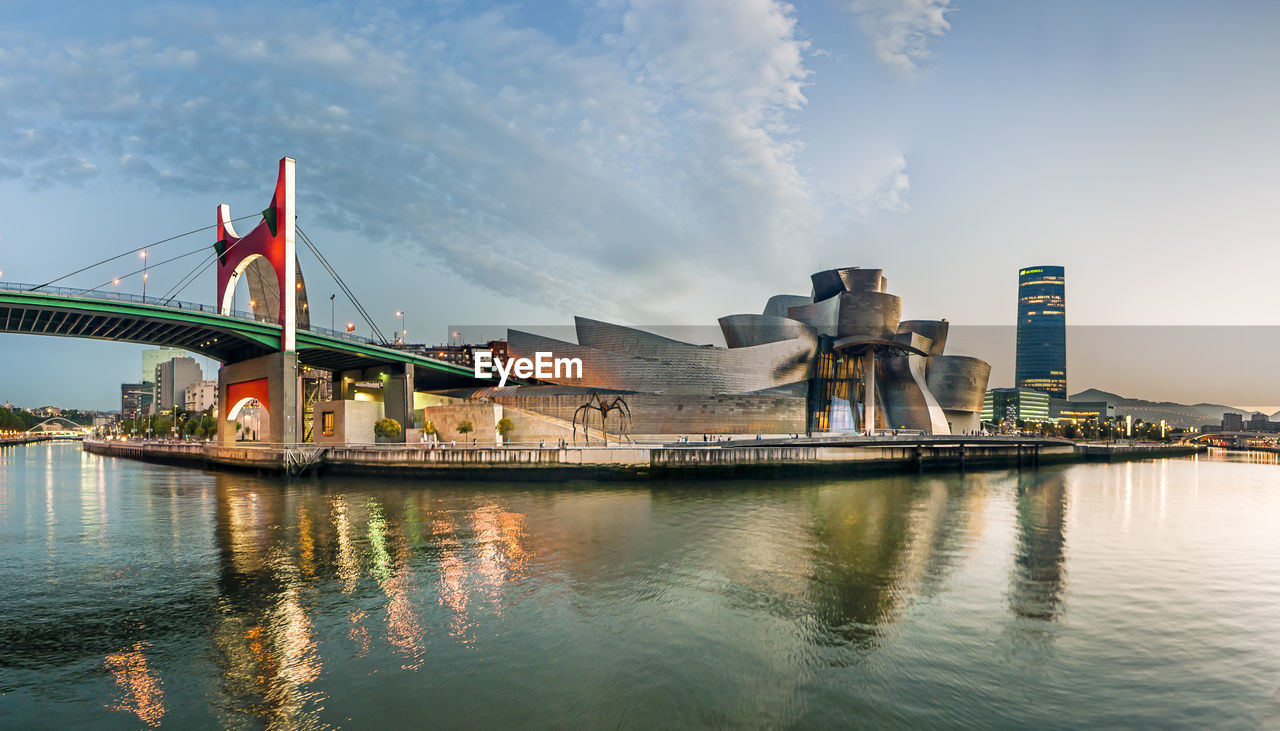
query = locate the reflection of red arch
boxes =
[226,378,270,419]
[215,157,296,351]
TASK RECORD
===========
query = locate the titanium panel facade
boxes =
[836,291,902,341]
[718,314,818,349]
[763,294,811,318]
[507,328,816,395]
[786,296,840,337]
[898,320,948,357]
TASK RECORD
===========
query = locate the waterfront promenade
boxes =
[82,435,1201,479]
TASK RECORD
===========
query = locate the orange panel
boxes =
[227,377,270,414]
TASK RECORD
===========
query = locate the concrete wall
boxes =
[492,392,806,437]
[313,399,383,444]
[424,402,502,445]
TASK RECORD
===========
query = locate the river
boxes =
[1,441,1278,728]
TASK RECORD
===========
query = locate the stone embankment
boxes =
[81,436,1206,480]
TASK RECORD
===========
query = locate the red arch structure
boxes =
[216,157,297,352]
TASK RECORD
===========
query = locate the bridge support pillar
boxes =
[217,351,300,445]
[384,364,415,443]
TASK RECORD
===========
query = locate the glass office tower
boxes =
[1015,266,1067,398]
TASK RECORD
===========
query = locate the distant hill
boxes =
[1070,388,1250,429]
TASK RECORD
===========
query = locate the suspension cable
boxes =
[28,214,259,292]
[82,244,211,297]
[159,230,255,305]
[297,225,389,344]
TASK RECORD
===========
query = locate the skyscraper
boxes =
[1015,266,1067,398]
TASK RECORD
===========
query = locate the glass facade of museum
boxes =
[1015,266,1067,398]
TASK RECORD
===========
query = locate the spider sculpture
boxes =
[572,393,632,444]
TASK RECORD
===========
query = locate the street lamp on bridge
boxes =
[139,250,148,300]
[396,310,405,345]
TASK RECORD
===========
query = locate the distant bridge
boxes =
[1185,430,1280,450]
[25,416,90,434]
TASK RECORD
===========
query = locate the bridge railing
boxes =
[0,281,385,346]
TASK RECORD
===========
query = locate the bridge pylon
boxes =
[213,157,301,444]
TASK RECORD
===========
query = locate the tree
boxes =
[374,417,402,441]
[496,417,514,443]
[457,420,474,440]
[194,426,206,439]
[184,417,199,437]
[422,420,438,437]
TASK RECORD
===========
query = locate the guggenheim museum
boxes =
[440,266,991,440]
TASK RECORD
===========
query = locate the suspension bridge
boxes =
[0,157,489,444]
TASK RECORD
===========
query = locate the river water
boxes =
[1,442,1278,728]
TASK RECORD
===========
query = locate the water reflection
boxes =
[104,641,166,726]
[17,443,1280,727]
[1009,471,1068,622]
[212,481,326,727]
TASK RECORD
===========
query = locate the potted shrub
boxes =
[374,417,403,443]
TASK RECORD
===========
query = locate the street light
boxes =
[396,311,405,345]
[112,278,119,298]
[140,250,148,300]
[330,294,335,331]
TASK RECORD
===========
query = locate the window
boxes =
[321,411,334,436]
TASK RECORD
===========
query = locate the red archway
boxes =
[215,157,298,352]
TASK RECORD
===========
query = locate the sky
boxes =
[1,0,1278,410]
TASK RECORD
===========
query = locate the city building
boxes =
[983,388,1052,426]
[417,340,509,368]
[120,383,153,421]
[1015,266,1067,398]
[154,357,203,413]
[423,266,991,438]
[184,380,217,412]
[1221,412,1244,431]
[141,348,187,385]
[1052,398,1115,423]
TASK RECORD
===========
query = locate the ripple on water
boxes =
[0,445,1278,727]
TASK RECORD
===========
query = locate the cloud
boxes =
[0,1,906,322]
[27,156,98,188]
[847,0,952,77]
[855,154,911,214]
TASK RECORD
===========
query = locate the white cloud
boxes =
[859,154,911,214]
[0,1,908,322]
[847,0,952,77]
[27,157,98,188]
